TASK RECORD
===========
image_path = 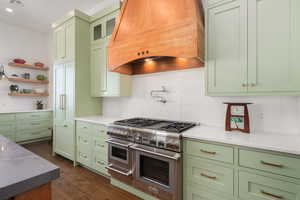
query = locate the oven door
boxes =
[131,144,182,200]
[106,139,133,178]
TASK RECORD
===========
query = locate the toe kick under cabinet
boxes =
[183,139,300,200]
[0,111,53,143]
[76,121,109,177]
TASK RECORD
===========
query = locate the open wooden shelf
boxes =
[8,77,49,84]
[8,93,49,97]
[8,62,49,71]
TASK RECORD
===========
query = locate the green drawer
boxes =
[239,171,300,200]
[77,133,92,151]
[93,137,107,154]
[92,152,108,176]
[17,120,51,131]
[16,129,51,142]
[185,156,234,196]
[0,114,15,122]
[185,140,234,164]
[184,184,233,200]
[76,121,94,134]
[93,124,107,139]
[16,112,51,121]
[77,150,92,167]
[0,123,15,133]
[239,149,300,179]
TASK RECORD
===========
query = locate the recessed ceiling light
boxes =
[5,8,13,13]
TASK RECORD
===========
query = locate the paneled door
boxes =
[206,0,247,95]
[54,26,66,61]
[91,39,108,97]
[247,0,300,93]
[54,64,66,126]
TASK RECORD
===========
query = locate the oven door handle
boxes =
[106,139,132,148]
[130,146,181,160]
[105,164,132,176]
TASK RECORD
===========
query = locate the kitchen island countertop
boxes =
[0,136,59,199]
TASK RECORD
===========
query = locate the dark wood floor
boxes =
[23,142,142,200]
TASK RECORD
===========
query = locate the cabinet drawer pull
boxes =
[97,161,105,165]
[261,190,283,199]
[200,149,216,155]
[31,132,41,135]
[250,83,256,87]
[200,173,217,180]
[64,125,68,128]
[261,161,284,168]
[31,123,41,126]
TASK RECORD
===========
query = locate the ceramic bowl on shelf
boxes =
[13,59,26,64]
[34,88,46,94]
[34,62,44,67]
[22,89,33,94]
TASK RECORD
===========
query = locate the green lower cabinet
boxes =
[184,184,233,200]
[239,171,300,200]
[184,156,234,197]
[54,124,75,160]
[76,121,109,176]
[184,139,300,200]
[0,112,52,143]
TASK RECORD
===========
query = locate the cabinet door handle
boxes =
[64,125,68,128]
[61,94,66,110]
[59,95,63,110]
[200,173,217,180]
[200,149,216,155]
[261,190,283,199]
[261,161,284,168]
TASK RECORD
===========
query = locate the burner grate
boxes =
[159,122,196,133]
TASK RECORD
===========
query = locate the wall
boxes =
[102,68,300,135]
[0,20,51,112]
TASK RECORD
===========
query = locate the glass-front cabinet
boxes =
[90,4,132,97]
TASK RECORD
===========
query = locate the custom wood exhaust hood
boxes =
[108,0,205,75]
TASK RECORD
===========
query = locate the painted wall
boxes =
[0,20,51,112]
[102,68,300,135]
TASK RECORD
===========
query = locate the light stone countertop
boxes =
[0,136,59,199]
[74,115,123,126]
[74,115,300,156]
[0,109,53,114]
[183,125,300,156]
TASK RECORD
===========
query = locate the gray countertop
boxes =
[0,136,59,199]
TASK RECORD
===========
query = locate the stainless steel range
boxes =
[106,118,197,200]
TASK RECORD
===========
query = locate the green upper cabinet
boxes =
[90,4,132,97]
[206,0,300,96]
[247,0,300,94]
[206,0,247,95]
[53,19,75,63]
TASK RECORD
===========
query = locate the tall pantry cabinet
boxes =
[52,10,101,162]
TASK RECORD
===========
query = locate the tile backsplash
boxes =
[102,68,300,135]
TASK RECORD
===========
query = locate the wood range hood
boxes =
[108,0,205,75]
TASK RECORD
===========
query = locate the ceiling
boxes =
[0,0,105,33]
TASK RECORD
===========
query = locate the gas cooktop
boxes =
[114,118,197,133]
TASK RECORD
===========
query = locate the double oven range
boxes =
[106,118,197,200]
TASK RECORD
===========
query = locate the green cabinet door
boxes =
[247,0,300,93]
[90,9,131,97]
[91,39,108,97]
[54,25,66,61]
[54,19,75,63]
[54,124,74,160]
[206,0,248,95]
[54,64,66,126]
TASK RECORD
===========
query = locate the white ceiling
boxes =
[0,0,106,33]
